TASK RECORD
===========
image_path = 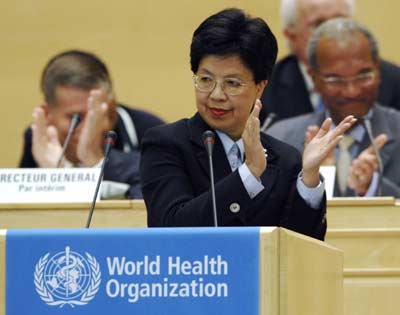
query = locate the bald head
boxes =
[307,17,379,71]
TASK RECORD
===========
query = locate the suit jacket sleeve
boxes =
[382,177,400,197]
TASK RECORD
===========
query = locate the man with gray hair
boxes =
[260,0,400,126]
[267,18,400,197]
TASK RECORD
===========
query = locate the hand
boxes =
[348,133,388,196]
[302,115,357,187]
[243,99,266,179]
[31,106,63,167]
[76,89,109,166]
[305,125,335,166]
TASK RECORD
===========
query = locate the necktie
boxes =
[228,143,242,171]
[337,135,355,195]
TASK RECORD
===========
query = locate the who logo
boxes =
[34,246,101,307]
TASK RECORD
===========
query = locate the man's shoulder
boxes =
[261,132,302,165]
[142,117,189,143]
[274,54,298,68]
[265,54,305,97]
[376,104,400,127]
[269,112,320,135]
[272,54,301,77]
[376,104,400,117]
[381,59,400,80]
[23,126,32,139]
[117,104,164,125]
[266,113,321,151]
[261,131,300,152]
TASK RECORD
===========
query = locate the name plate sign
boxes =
[320,166,336,199]
[0,168,100,203]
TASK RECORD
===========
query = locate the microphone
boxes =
[57,113,81,167]
[202,130,218,227]
[261,112,277,132]
[361,117,383,196]
[86,130,117,228]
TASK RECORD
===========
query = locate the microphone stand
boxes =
[57,113,81,167]
[86,131,117,228]
[203,130,218,227]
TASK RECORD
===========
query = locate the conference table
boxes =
[0,197,399,315]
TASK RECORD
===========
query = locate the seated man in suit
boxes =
[140,8,356,240]
[268,18,400,197]
[19,50,164,199]
[260,0,400,126]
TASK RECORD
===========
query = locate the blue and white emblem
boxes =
[34,246,101,307]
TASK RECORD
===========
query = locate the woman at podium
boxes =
[140,8,356,240]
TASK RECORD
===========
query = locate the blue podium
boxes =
[0,227,342,315]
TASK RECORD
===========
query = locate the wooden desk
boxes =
[0,200,147,229]
[326,197,400,315]
[327,197,399,229]
[1,198,398,314]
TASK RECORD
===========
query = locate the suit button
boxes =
[229,202,240,213]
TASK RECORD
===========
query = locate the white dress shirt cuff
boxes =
[100,180,130,199]
[238,163,264,199]
[296,172,325,209]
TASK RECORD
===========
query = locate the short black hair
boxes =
[190,8,278,83]
[41,50,112,104]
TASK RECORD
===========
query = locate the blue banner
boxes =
[6,227,260,315]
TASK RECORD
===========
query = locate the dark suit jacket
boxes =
[260,54,400,123]
[267,105,400,197]
[140,113,326,240]
[19,104,165,198]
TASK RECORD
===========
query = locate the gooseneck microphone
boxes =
[261,112,277,132]
[86,130,117,228]
[57,113,81,167]
[202,130,218,227]
[362,117,383,196]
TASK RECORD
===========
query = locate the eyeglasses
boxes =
[193,74,251,96]
[319,71,377,89]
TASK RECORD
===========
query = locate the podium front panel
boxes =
[4,227,260,315]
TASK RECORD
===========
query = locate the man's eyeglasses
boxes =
[319,71,377,89]
[193,74,251,96]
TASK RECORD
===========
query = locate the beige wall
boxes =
[1,0,399,167]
